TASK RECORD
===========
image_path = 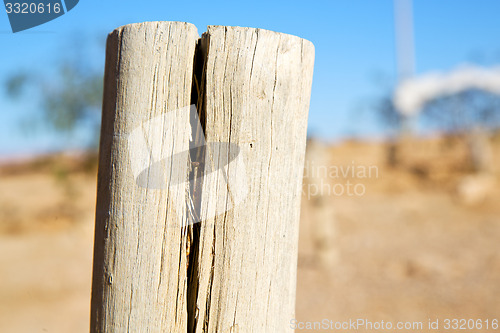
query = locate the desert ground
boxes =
[1,137,499,332]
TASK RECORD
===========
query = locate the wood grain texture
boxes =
[190,26,315,333]
[91,22,314,333]
[90,21,198,332]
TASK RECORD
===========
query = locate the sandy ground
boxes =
[0,139,499,332]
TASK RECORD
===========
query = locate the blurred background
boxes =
[1,0,500,332]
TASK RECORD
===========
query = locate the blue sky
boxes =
[1,0,500,156]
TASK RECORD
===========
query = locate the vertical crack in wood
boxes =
[187,35,208,333]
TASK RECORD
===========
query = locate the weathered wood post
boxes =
[90,22,198,332]
[91,21,314,332]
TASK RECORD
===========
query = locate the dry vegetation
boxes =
[0,137,499,332]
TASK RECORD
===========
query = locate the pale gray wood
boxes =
[90,21,198,332]
[190,26,315,333]
[91,22,314,333]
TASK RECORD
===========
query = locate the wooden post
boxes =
[90,22,199,332]
[91,22,314,332]
[189,26,314,332]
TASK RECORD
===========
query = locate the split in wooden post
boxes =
[90,21,314,333]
